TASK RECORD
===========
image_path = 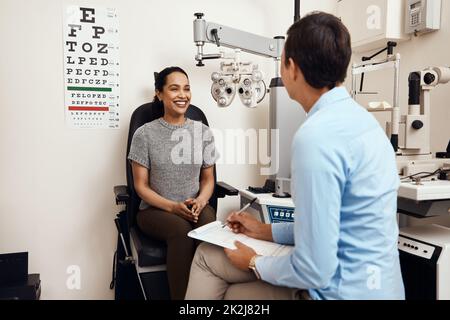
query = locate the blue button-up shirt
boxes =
[256,87,405,300]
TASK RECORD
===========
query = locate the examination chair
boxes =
[111,101,238,300]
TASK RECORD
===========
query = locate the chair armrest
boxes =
[114,185,130,205]
[216,181,239,198]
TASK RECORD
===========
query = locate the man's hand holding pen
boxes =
[224,212,273,242]
[222,197,257,229]
[222,198,273,241]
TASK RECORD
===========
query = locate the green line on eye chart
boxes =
[67,87,112,92]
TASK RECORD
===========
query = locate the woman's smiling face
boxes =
[156,72,191,117]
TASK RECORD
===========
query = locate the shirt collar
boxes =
[307,86,351,118]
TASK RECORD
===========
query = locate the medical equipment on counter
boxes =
[399,224,450,300]
[396,66,450,218]
[352,44,450,216]
[354,62,450,167]
[240,189,295,224]
[397,66,450,158]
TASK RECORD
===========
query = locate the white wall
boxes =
[0,0,336,299]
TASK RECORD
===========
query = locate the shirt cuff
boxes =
[127,154,150,169]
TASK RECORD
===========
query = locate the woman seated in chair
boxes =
[128,67,218,300]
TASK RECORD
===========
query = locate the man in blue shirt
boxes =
[185,12,405,300]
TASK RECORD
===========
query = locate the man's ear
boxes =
[288,57,299,81]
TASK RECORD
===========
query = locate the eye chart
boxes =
[63,6,120,129]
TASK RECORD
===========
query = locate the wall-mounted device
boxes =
[405,0,441,35]
[338,0,410,53]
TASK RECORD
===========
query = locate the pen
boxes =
[222,197,257,228]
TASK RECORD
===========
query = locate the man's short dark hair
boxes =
[284,12,352,90]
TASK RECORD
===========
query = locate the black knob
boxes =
[439,171,449,180]
[424,72,436,85]
[194,13,204,19]
[387,41,397,55]
[387,41,398,47]
[412,120,424,130]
